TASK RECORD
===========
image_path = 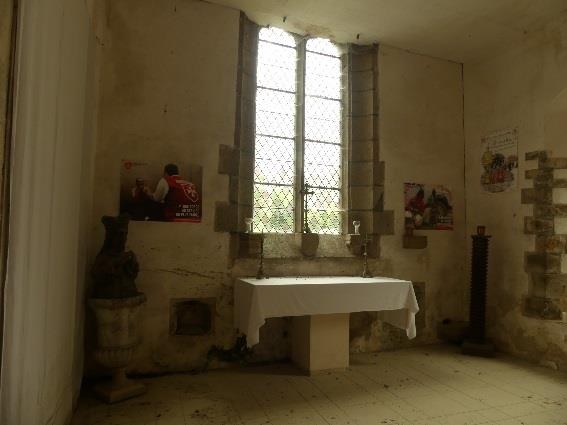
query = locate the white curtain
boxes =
[0,0,96,424]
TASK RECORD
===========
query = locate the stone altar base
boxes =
[292,313,350,374]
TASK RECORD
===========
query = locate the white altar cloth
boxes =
[234,276,419,347]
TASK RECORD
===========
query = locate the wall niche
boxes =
[170,298,215,336]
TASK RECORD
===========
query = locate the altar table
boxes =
[234,276,419,373]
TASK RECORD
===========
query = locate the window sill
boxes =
[232,232,362,259]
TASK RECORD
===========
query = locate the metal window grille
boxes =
[253,27,343,234]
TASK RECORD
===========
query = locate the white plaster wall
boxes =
[90,1,467,373]
[88,0,240,374]
[0,0,97,424]
[464,12,567,368]
[377,45,467,346]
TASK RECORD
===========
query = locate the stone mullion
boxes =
[347,44,393,256]
[216,14,258,233]
[348,45,377,235]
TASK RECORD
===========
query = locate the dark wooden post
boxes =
[462,229,495,357]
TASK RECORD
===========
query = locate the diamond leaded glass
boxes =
[253,28,297,233]
[252,29,343,234]
[304,38,342,234]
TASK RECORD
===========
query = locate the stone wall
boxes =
[522,150,567,319]
[89,0,467,375]
[464,11,567,370]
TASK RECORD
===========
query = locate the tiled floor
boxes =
[72,345,567,425]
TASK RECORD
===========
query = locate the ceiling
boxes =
[207,0,567,63]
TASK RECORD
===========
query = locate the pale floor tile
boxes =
[72,345,567,425]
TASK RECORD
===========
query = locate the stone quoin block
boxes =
[238,152,255,179]
[238,123,255,151]
[525,150,550,161]
[535,235,566,254]
[373,185,385,211]
[218,145,240,176]
[351,89,375,116]
[546,274,567,294]
[534,204,567,218]
[533,170,554,188]
[525,169,539,179]
[350,185,374,211]
[351,115,375,141]
[214,202,238,232]
[521,188,552,205]
[237,177,254,207]
[541,158,567,169]
[524,296,562,320]
[228,176,239,204]
[350,161,374,187]
[524,252,562,274]
[373,210,395,235]
[554,217,567,235]
[528,273,550,298]
[374,161,385,185]
[350,52,374,72]
[553,179,567,188]
[553,188,567,204]
[350,140,374,162]
[351,69,375,92]
[524,217,554,235]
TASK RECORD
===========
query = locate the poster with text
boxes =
[404,183,453,230]
[480,128,519,193]
[120,159,202,222]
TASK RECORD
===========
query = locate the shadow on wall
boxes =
[545,88,567,156]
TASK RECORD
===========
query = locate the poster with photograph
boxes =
[480,128,519,193]
[404,183,454,230]
[120,159,202,222]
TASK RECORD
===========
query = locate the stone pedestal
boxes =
[89,293,147,403]
[292,313,349,374]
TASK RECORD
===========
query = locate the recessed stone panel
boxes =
[170,298,215,336]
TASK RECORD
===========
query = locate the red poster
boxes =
[120,160,202,223]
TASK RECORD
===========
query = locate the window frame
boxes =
[253,27,348,235]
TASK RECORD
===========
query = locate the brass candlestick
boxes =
[362,233,372,278]
[256,232,267,280]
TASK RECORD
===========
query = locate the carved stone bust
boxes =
[91,214,140,299]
